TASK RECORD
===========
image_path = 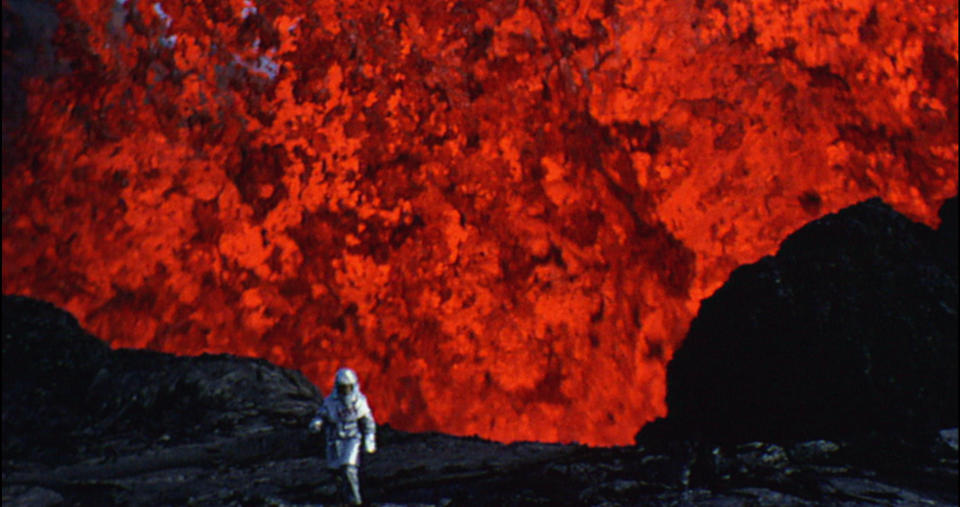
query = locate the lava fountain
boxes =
[2,0,957,445]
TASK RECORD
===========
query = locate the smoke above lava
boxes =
[2,0,957,445]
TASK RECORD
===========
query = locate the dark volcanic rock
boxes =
[3,294,958,505]
[3,296,111,463]
[654,197,958,444]
[2,294,322,465]
[938,196,958,279]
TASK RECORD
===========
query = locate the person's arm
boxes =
[309,403,326,433]
[358,397,376,453]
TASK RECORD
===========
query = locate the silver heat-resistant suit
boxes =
[309,368,376,505]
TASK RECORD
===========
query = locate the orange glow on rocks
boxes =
[2,0,957,445]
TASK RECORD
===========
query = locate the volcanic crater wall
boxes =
[2,0,958,445]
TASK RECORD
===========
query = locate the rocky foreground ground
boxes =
[2,296,957,506]
[3,198,958,505]
[3,296,957,506]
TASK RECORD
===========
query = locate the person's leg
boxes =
[341,465,362,505]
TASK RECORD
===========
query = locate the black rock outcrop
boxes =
[654,197,958,444]
[2,294,322,465]
[3,296,111,463]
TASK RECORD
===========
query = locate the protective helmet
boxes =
[334,368,359,401]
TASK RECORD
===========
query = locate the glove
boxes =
[308,418,323,434]
[363,434,377,454]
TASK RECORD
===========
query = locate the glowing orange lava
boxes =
[2,0,957,445]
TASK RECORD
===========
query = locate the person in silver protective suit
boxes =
[309,368,377,506]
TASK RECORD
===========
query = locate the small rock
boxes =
[609,479,640,494]
[732,442,788,472]
[730,487,813,506]
[789,440,840,464]
[6,487,64,507]
[821,476,936,504]
[939,428,958,452]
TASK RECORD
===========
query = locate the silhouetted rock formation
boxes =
[652,197,958,444]
[3,295,322,465]
[3,296,110,464]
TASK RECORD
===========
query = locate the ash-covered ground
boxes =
[3,197,958,506]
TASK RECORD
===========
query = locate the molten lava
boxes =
[2,0,957,445]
